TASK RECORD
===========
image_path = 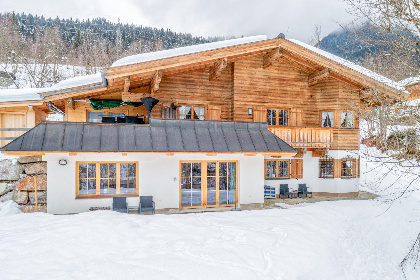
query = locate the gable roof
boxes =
[1,119,296,155]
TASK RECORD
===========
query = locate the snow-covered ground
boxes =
[1,175,419,279]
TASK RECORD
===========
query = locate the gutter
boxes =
[42,72,108,98]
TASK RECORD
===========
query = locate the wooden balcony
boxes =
[268,126,334,148]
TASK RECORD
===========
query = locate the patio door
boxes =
[180,161,238,208]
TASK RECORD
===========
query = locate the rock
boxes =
[24,162,47,175]
[19,205,47,213]
[18,156,42,164]
[19,174,28,179]
[16,175,47,191]
[0,159,23,181]
[13,191,28,204]
[28,191,47,204]
[0,190,16,202]
[0,182,14,196]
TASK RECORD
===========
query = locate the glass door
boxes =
[180,162,202,207]
[180,161,237,208]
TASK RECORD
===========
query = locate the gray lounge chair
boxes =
[298,184,312,198]
[279,184,294,199]
[112,197,128,213]
[138,196,155,214]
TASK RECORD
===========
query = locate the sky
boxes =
[0,0,355,42]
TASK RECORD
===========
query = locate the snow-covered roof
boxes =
[288,39,407,92]
[111,35,268,67]
[0,88,44,103]
[47,73,103,91]
[399,76,420,87]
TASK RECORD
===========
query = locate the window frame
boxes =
[319,159,334,178]
[76,161,139,198]
[267,109,289,126]
[320,111,334,128]
[87,110,129,123]
[178,105,206,120]
[340,111,354,128]
[341,159,356,178]
[264,159,290,179]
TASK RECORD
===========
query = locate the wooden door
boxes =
[0,113,26,146]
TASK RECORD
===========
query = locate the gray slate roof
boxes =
[2,119,296,154]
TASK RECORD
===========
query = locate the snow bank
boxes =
[0,201,21,216]
[112,35,267,67]
[288,39,408,93]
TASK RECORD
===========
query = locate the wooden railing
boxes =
[0,128,31,147]
[268,126,334,148]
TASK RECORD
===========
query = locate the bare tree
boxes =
[309,25,323,47]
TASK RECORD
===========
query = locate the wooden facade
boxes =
[0,37,406,150]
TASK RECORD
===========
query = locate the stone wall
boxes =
[0,156,47,212]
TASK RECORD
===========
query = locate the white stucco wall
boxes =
[44,153,264,214]
[264,150,360,195]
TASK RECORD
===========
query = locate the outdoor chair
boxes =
[279,184,294,199]
[112,197,128,213]
[298,184,312,198]
[138,196,155,214]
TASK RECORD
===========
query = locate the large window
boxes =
[178,106,205,120]
[265,159,290,179]
[321,111,334,127]
[341,160,355,178]
[77,162,138,197]
[88,112,126,123]
[267,109,288,126]
[340,111,354,128]
[319,159,334,178]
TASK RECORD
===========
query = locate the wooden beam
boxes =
[67,98,75,110]
[123,76,130,93]
[151,70,162,94]
[263,47,281,68]
[209,57,227,81]
[308,68,330,87]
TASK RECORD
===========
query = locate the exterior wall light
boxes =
[59,159,67,166]
[248,108,253,115]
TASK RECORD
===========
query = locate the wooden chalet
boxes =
[0,35,407,214]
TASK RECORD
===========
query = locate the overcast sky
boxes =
[0,0,355,42]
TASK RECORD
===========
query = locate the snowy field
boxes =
[0,149,420,280]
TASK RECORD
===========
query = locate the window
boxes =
[88,111,126,123]
[77,162,138,197]
[319,159,334,178]
[178,106,205,120]
[265,159,289,179]
[267,109,288,126]
[321,111,334,127]
[341,111,354,128]
[341,160,355,178]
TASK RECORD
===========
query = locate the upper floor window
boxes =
[88,112,126,123]
[267,109,288,126]
[341,111,354,128]
[321,111,334,127]
[179,106,205,120]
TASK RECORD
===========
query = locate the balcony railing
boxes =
[268,126,334,148]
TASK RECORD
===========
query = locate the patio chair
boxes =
[279,184,294,199]
[102,116,116,123]
[125,116,138,124]
[138,196,155,214]
[298,184,313,198]
[112,197,128,213]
